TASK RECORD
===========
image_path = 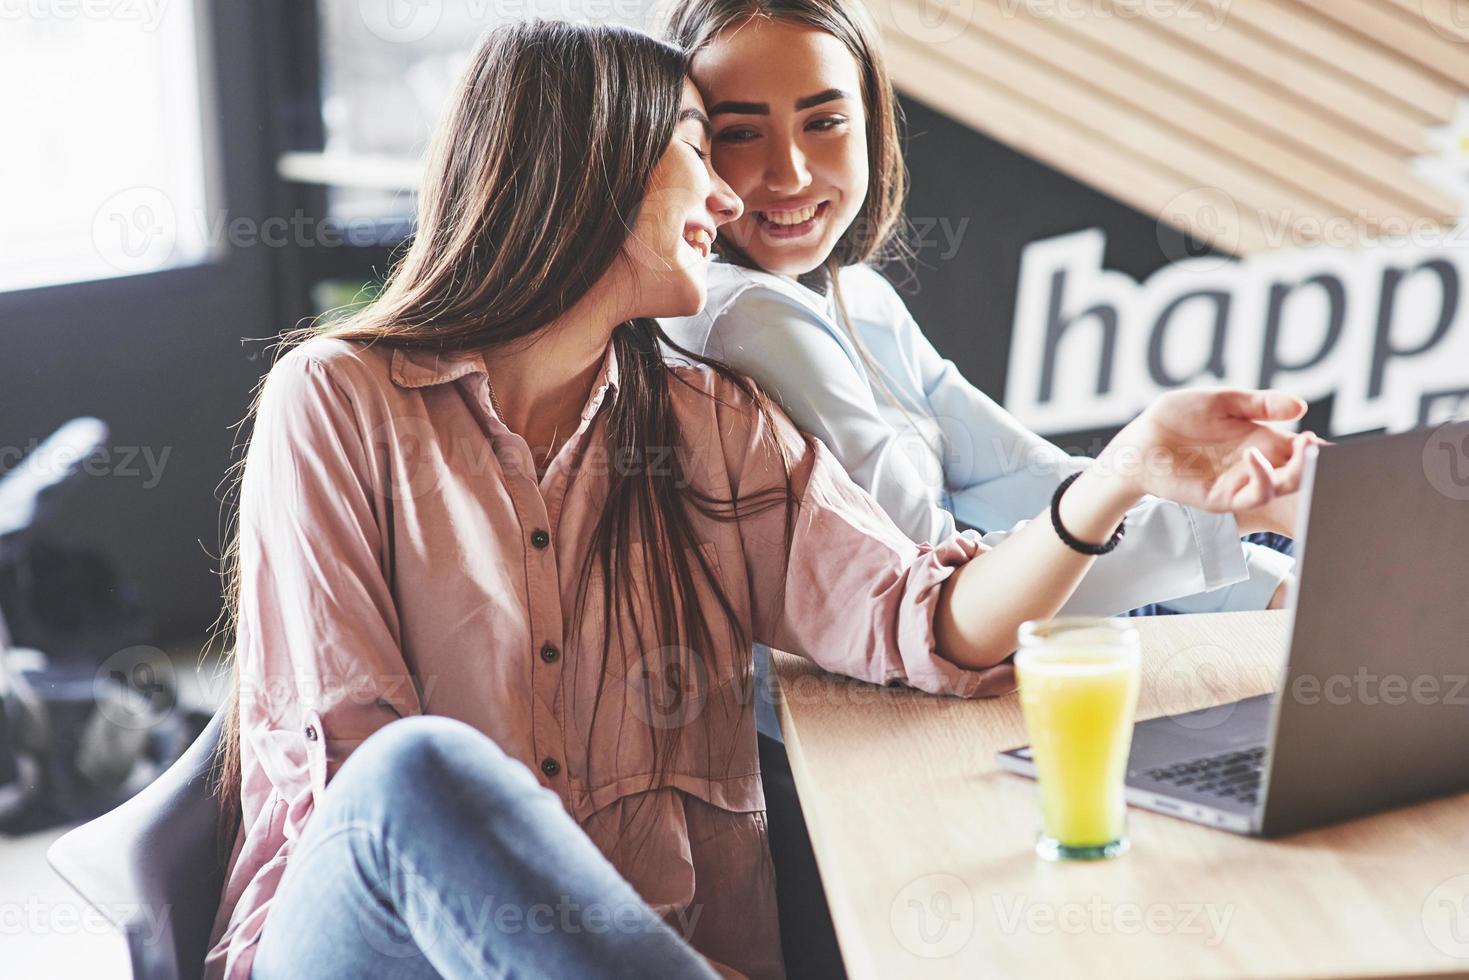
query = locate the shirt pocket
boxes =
[570,541,763,815]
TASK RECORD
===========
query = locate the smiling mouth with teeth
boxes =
[753,201,828,237]
[683,227,713,258]
[761,204,818,225]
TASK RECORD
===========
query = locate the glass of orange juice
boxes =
[1016,618,1141,861]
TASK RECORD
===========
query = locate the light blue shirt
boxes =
[662,260,1293,618]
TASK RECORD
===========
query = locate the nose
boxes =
[764,134,811,196]
[707,169,743,227]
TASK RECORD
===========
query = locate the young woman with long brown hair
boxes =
[660,0,1300,631]
[204,18,1313,980]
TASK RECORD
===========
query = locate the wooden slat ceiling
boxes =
[875,0,1467,254]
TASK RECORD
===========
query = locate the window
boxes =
[311,0,663,225]
[0,0,216,292]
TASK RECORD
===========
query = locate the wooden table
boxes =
[773,611,1469,979]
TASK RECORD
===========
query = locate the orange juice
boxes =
[1016,620,1141,859]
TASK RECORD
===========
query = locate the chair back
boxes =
[47,705,228,980]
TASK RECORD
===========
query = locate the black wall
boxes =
[890,93,1334,455]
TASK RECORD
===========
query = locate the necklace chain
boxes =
[487,376,557,474]
[485,377,505,421]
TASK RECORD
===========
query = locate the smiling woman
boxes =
[201,14,1312,980]
[703,58,867,273]
[661,0,1301,621]
[667,0,903,285]
[202,17,1013,980]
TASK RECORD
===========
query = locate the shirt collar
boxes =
[389,341,622,418]
[389,346,490,389]
[579,341,621,421]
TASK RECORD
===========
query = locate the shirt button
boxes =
[540,757,561,778]
[305,724,319,741]
[530,529,550,549]
[540,643,560,664]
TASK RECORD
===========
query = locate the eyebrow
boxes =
[678,107,712,139]
[708,88,853,116]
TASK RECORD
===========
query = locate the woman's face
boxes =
[690,18,868,277]
[621,78,744,317]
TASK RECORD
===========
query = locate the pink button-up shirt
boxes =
[204,336,1015,980]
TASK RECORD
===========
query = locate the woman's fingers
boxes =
[1269,432,1314,496]
[1238,446,1276,510]
[1250,423,1300,468]
[1208,447,1272,512]
[1220,389,1308,424]
[1208,430,1319,512]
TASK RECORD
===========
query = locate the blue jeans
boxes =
[251,715,720,980]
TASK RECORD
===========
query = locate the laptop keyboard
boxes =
[1142,746,1267,805]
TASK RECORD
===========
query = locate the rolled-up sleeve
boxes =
[235,348,420,799]
[210,350,426,978]
[236,349,422,840]
[718,380,1014,699]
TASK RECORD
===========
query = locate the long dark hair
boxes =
[208,20,802,853]
[664,0,941,459]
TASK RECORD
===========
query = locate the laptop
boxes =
[997,421,1469,837]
